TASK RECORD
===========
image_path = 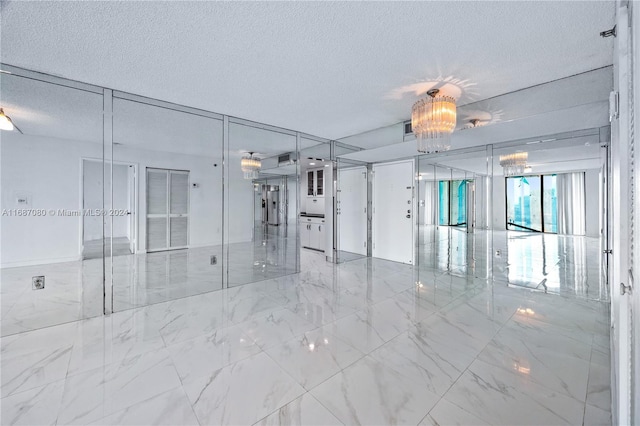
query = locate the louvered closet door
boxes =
[147,169,168,251]
[146,168,189,251]
[169,170,189,248]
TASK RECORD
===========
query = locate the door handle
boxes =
[318,225,321,231]
[406,214,411,218]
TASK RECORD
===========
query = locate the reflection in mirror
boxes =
[298,139,335,267]
[492,135,606,298]
[111,97,223,310]
[416,148,490,293]
[0,73,104,335]
[226,122,298,287]
[335,147,368,264]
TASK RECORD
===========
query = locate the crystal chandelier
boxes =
[240,152,261,180]
[411,89,457,153]
[499,152,528,176]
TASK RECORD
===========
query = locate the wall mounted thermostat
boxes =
[15,192,31,206]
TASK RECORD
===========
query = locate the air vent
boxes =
[404,121,413,135]
[278,153,291,165]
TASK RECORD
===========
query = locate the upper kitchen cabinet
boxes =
[307,168,324,197]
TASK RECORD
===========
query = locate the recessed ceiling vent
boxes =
[278,153,292,165]
[404,121,413,135]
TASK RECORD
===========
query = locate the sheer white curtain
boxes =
[423,180,436,225]
[556,172,586,235]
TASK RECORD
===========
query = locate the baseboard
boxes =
[1,255,83,269]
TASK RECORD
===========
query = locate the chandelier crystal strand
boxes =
[499,152,528,176]
[241,154,261,180]
[412,93,456,153]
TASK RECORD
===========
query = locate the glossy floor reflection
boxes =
[419,226,607,301]
[1,240,611,425]
[1,226,297,337]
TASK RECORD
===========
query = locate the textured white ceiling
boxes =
[0,1,614,140]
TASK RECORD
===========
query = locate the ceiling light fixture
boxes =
[240,152,261,180]
[0,108,18,132]
[499,152,528,176]
[411,89,457,153]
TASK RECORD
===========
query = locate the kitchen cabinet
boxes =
[307,169,324,197]
[301,217,325,252]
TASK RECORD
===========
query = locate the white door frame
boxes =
[610,2,637,424]
[79,157,139,256]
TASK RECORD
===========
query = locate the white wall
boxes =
[585,168,600,237]
[1,131,224,267]
[492,176,508,230]
[419,180,436,226]
[287,177,297,225]
[226,158,255,245]
[475,176,489,229]
[82,159,104,241]
[2,132,100,266]
[111,164,129,239]
[324,163,334,259]
[83,161,129,241]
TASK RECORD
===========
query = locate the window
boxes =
[506,174,557,233]
[438,180,469,226]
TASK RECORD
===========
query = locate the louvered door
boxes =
[146,168,189,252]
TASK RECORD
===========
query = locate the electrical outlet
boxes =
[32,276,45,290]
[495,250,501,257]
[210,255,217,265]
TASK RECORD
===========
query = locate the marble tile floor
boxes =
[1,235,298,337]
[1,249,611,425]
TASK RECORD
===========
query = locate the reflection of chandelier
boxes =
[241,152,261,179]
[411,89,457,153]
[500,152,528,176]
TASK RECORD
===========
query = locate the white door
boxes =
[372,160,414,264]
[338,166,367,255]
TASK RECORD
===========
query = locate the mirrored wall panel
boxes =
[225,122,299,287]
[110,96,224,310]
[492,134,606,299]
[415,147,491,300]
[0,72,105,335]
[298,139,332,265]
